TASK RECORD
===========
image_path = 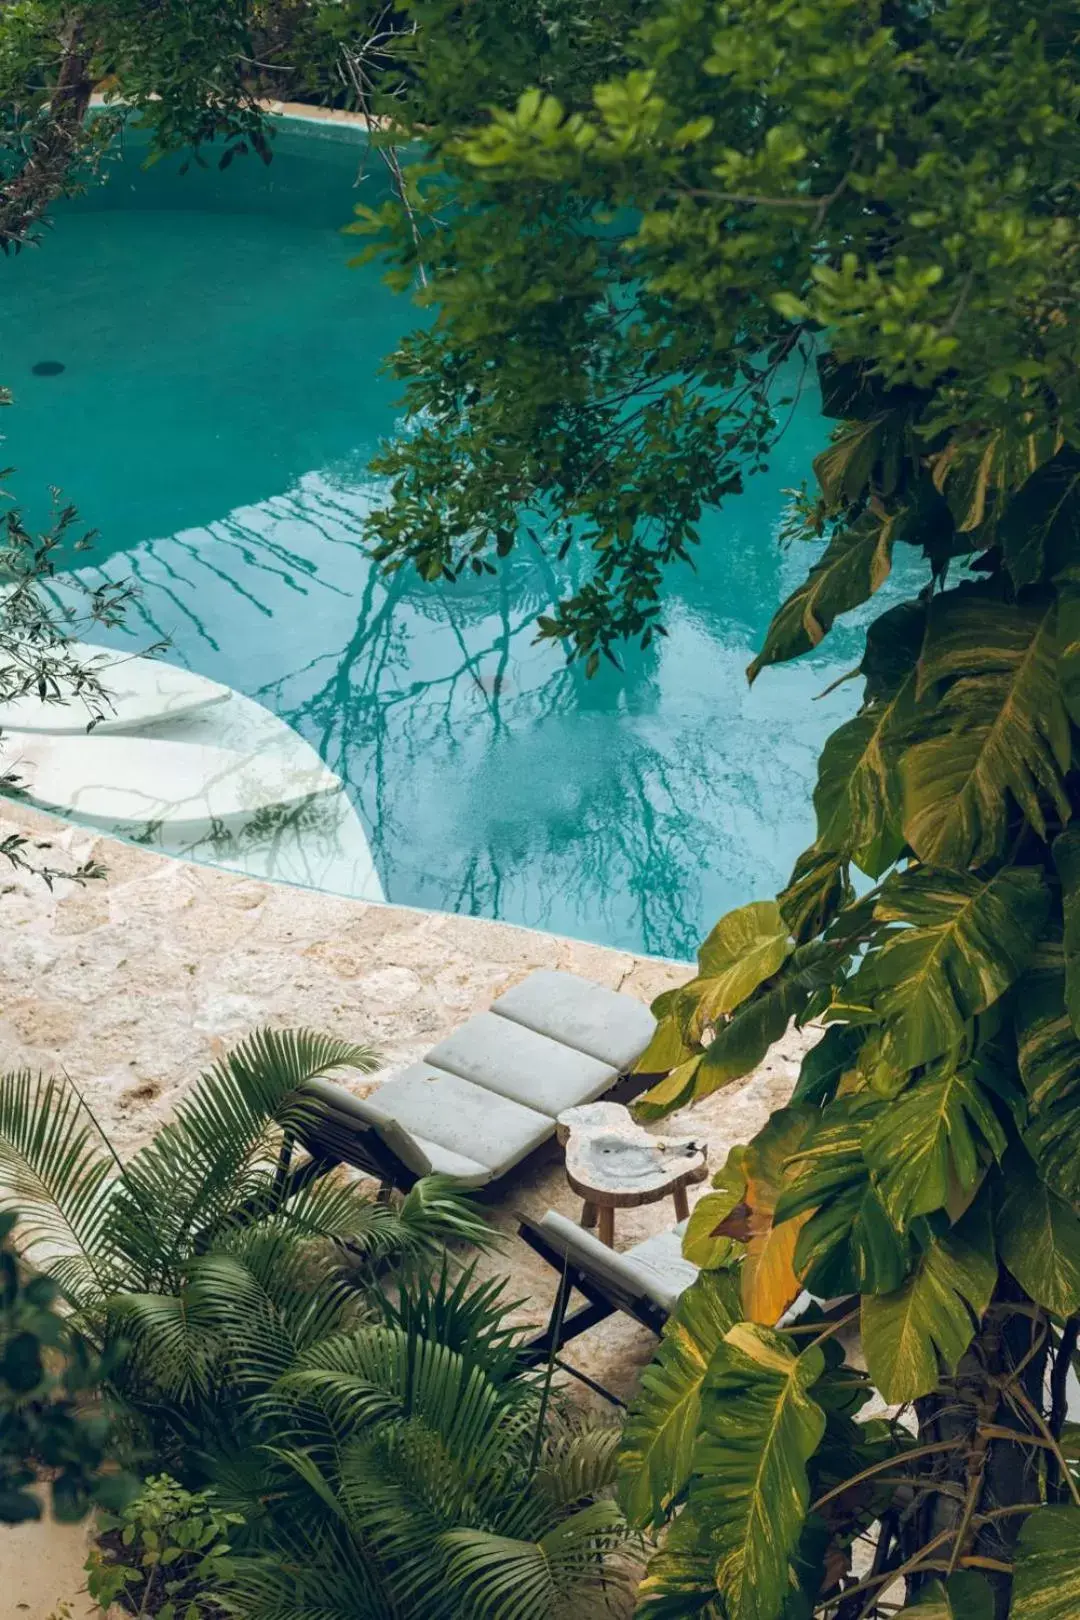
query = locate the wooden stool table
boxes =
[555,1100,708,1248]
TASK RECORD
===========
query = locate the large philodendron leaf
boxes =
[748,510,894,681]
[671,901,793,1044]
[1016,944,1080,1205]
[636,941,843,1121]
[683,1325,826,1620]
[1053,826,1080,1035]
[863,1062,1007,1227]
[726,1108,819,1325]
[895,1572,994,1618]
[1012,1506,1080,1620]
[777,1095,911,1298]
[813,601,925,878]
[998,1156,1080,1317]
[929,423,1063,534]
[860,1198,997,1402]
[998,447,1080,588]
[847,866,1049,1070]
[617,1269,743,1530]
[900,591,1070,869]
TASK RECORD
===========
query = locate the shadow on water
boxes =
[0,120,919,957]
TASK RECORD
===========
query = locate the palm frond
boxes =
[396,1174,499,1253]
[277,1326,522,1464]
[0,1069,117,1305]
[104,1028,380,1287]
[226,1522,396,1620]
[186,1239,359,1392]
[107,1287,220,1401]
[441,1502,631,1620]
[378,1259,528,1383]
[531,1422,622,1515]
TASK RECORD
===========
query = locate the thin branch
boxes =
[811,1439,966,1514]
[1002,1385,1080,1508]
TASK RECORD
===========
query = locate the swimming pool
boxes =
[1,116,877,960]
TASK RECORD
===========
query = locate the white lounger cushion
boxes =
[538,1210,698,1316]
[363,1064,553,1183]
[491,969,656,1071]
[424,1012,616,1118]
[299,1075,491,1186]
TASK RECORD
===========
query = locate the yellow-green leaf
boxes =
[861,1198,996,1402]
[687,1325,826,1620]
[901,592,1069,869]
[998,1158,1080,1317]
[864,1063,1006,1227]
[748,511,894,681]
[850,866,1048,1070]
[617,1269,743,1529]
[1013,1506,1080,1620]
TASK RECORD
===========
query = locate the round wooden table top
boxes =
[557,1100,708,1210]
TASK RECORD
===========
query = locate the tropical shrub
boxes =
[0,1032,630,1616]
[221,1260,633,1619]
[0,1208,134,1524]
[356,1,1080,1614]
[86,1473,241,1619]
[0,1028,490,1469]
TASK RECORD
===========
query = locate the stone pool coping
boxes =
[0,805,814,1403]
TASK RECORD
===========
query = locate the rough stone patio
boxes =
[0,805,813,1406]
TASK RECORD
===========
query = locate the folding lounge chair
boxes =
[295,969,657,1191]
[520,1208,699,1354]
[518,1210,829,1404]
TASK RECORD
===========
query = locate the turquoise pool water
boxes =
[1,119,879,960]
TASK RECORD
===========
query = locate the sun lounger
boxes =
[519,1208,699,1347]
[298,969,657,1190]
[518,1209,831,1404]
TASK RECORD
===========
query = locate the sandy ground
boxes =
[0,1509,98,1620]
[0,806,812,1613]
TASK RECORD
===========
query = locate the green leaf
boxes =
[682,1156,747,1270]
[900,591,1070,868]
[684,1326,826,1620]
[930,424,1062,534]
[778,848,852,945]
[849,866,1049,1070]
[790,1024,867,1107]
[1053,827,1080,1035]
[895,1572,994,1617]
[1016,948,1080,1204]
[812,416,891,509]
[998,1156,1080,1316]
[814,671,916,877]
[861,1197,996,1402]
[864,1062,1006,1227]
[779,1096,911,1297]
[618,1269,743,1529]
[1057,579,1080,732]
[998,448,1080,588]
[1013,1506,1080,1620]
[748,511,894,681]
[697,942,845,1095]
[675,901,794,1042]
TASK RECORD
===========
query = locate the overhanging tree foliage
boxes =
[361,1,1080,1613]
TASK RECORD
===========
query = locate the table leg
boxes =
[581,1201,599,1229]
[673,1184,690,1222]
[598,1206,615,1248]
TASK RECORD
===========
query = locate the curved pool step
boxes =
[1,731,340,841]
[0,648,230,734]
[0,648,387,904]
